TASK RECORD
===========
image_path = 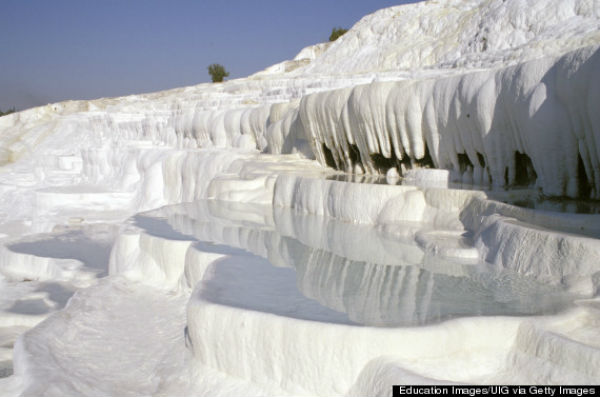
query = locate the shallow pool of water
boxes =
[133,200,582,327]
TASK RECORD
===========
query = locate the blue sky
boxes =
[1,0,418,111]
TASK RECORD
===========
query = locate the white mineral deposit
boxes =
[0,0,599,395]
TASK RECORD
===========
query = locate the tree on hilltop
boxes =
[329,27,348,42]
[208,64,229,83]
[0,107,15,117]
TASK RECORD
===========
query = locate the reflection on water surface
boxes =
[134,200,582,327]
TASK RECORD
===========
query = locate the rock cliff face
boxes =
[298,46,600,198]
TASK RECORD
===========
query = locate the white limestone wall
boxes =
[298,45,600,198]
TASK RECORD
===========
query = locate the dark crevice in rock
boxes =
[477,152,486,168]
[348,144,361,167]
[514,151,537,186]
[370,152,398,174]
[457,153,474,173]
[322,144,337,169]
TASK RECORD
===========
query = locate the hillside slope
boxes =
[1,1,600,394]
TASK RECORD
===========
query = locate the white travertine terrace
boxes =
[0,0,600,395]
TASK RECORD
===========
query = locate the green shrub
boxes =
[329,27,348,42]
[0,107,15,117]
[207,64,229,83]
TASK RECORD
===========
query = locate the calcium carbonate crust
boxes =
[1,0,600,395]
